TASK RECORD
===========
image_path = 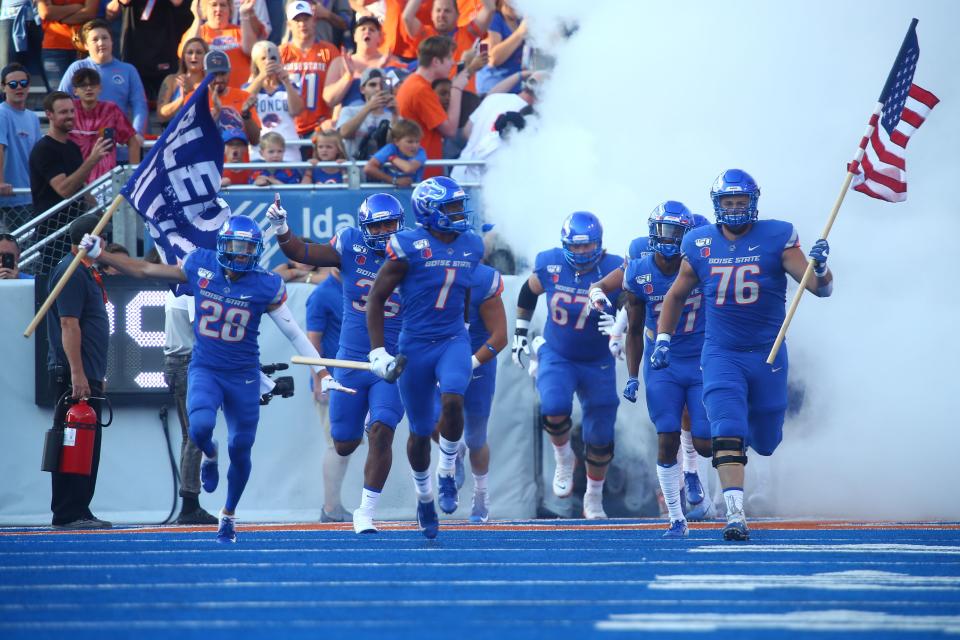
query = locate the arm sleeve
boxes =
[268,302,324,375]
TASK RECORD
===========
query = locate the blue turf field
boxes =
[1,520,958,639]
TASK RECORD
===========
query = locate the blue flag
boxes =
[120,74,230,266]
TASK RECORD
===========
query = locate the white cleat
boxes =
[582,491,608,520]
[552,453,575,498]
[352,508,378,534]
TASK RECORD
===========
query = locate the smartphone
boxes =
[383,76,394,93]
[102,127,115,142]
[479,42,489,56]
[1,253,14,269]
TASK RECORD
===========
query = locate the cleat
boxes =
[684,471,705,506]
[454,441,467,490]
[722,518,750,541]
[200,440,219,493]
[175,507,218,525]
[662,519,689,539]
[552,453,575,498]
[416,500,439,539]
[685,497,717,522]
[352,508,378,534]
[437,471,459,514]
[321,505,353,523]
[582,491,607,520]
[216,512,236,544]
[469,490,489,523]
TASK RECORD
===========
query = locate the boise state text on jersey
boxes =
[623,254,704,359]
[332,226,403,358]
[534,248,623,362]
[681,219,798,351]
[386,227,484,341]
[182,248,286,370]
[468,263,504,351]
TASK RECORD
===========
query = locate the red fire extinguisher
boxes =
[59,399,98,476]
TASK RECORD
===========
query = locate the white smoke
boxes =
[483,0,960,519]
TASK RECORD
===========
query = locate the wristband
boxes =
[484,342,497,355]
[516,318,530,331]
[655,332,672,344]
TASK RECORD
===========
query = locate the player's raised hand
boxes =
[588,287,611,312]
[321,375,356,395]
[809,238,829,276]
[79,233,103,259]
[649,335,671,370]
[266,193,289,235]
[623,377,639,403]
[368,347,397,380]
[511,320,530,369]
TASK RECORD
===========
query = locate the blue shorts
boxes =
[536,343,618,446]
[642,353,709,439]
[700,341,788,455]
[329,366,405,443]
[398,334,472,437]
[186,363,260,447]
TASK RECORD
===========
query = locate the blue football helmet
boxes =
[358,193,405,252]
[692,213,711,228]
[411,176,471,233]
[216,215,263,272]
[648,201,695,258]
[711,169,760,228]
[560,211,603,269]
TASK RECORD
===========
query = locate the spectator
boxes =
[0,63,41,232]
[312,0,351,48]
[156,36,208,124]
[220,128,252,187]
[279,1,340,146]
[323,15,398,111]
[451,69,543,185]
[244,40,303,162]
[402,0,494,77]
[96,241,128,275]
[59,19,150,137]
[29,91,110,218]
[0,231,30,279]
[68,67,143,183]
[396,35,468,179]
[228,0,269,39]
[431,76,463,160]
[336,66,395,159]
[274,254,330,283]
[363,117,425,186]
[205,50,260,145]
[302,129,347,184]
[37,0,98,91]
[475,0,525,94]
[45,213,112,530]
[376,0,428,62]
[179,0,256,90]
[111,0,193,102]
[251,131,302,186]
[0,0,44,79]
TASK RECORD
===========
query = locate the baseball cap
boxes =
[354,15,381,31]
[222,128,249,145]
[204,50,231,74]
[360,67,385,86]
[286,0,313,20]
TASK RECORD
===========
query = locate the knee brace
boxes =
[585,442,614,468]
[711,437,748,468]
[542,415,572,437]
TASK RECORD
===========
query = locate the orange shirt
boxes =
[382,0,432,60]
[421,23,484,91]
[280,40,341,136]
[396,73,446,179]
[41,0,84,50]
[180,24,250,90]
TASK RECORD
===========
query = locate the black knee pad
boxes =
[585,442,614,467]
[712,436,748,468]
[542,415,572,437]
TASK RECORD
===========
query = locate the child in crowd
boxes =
[363,118,426,187]
[252,131,302,186]
[302,130,348,185]
[221,129,252,187]
[68,68,142,183]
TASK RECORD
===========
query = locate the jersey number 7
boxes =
[549,292,591,329]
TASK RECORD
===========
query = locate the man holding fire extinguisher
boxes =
[44,213,112,530]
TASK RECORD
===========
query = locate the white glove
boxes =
[511,319,530,369]
[597,312,616,336]
[266,200,289,236]
[321,375,356,395]
[79,233,102,260]
[527,336,546,378]
[588,287,611,311]
[608,334,624,360]
[471,355,482,369]
[368,347,396,380]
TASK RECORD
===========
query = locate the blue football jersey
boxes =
[386,227,484,341]
[468,263,504,351]
[534,248,623,362]
[623,254,704,358]
[182,248,286,370]
[332,226,403,358]
[681,219,799,351]
[627,236,651,261]
[305,274,343,359]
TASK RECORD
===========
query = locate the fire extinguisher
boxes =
[59,399,98,475]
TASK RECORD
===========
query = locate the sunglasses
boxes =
[5,79,28,89]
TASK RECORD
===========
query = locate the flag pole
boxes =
[23,194,125,338]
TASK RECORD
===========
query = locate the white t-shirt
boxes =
[245,84,301,161]
[336,105,394,159]
[164,291,194,356]
[451,92,528,184]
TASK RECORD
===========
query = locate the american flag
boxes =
[848,19,939,202]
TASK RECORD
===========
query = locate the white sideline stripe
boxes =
[596,610,960,633]
[0,579,658,591]
[690,543,960,554]
[649,570,960,592]
[0,619,562,631]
